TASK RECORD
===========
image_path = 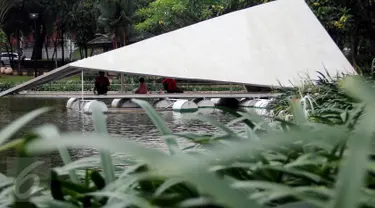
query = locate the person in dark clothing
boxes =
[94,71,110,95]
[162,78,183,93]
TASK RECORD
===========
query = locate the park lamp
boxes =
[343,47,351,57]
[29,13,39,20]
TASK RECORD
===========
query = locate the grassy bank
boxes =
[0,75,374,207]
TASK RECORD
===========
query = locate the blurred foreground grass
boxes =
[0,75,374,208]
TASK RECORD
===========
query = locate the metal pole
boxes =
[230,84,233,94]
[81,69,84,101]
[33,19,37,78]
[120,73,124,93]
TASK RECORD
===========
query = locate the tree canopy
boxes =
[1,0,374,69]
[134,0,268,34]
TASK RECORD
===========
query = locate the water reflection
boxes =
[0,97,238,167]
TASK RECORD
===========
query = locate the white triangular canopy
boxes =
[0,0,354,97]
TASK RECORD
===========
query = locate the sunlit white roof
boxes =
[0,0,354,97]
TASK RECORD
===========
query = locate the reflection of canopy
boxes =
[0,0,354,97]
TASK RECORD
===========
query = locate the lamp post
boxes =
[29,13,39,77]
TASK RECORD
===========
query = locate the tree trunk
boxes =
[52,31,59,59]
[350,32,359,70]
[31,19,46,60]
[79,47,83,59]
[61,24,64,64]
[44,36,49,60]
[7,34,14,69]
[16,29,22,75]
[84,46,88,58]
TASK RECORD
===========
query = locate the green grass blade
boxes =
[24,133,168,163]
[34,125,79,184]
[0,107,50,145]
[132,99,179,154]
[132,99,172,135]
[216,106,256,129]
[261,166,329,184]
[233,181,325,207]
[0,173,13,190]
[328,77,375,208]
[187,115,242,139]
[91,102,115,185]
[179,197,212,207]
[30,197,79,208]
[86,191,155,208]
[239,109,273,132]
[289,99,307,124]
[25,133,263,208]
[154,178,185,196]
[168,152,263,208]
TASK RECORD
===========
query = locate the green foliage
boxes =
[0,76,375,207]
[0,28,6,45]
[97,0,133,32]
[0,76,245,92]
[67,0,98,48]
[0,0,15,26]
[307,0,353,32]
[135,0,267,34]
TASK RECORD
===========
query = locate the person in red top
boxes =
[94,71,110,95]
[162,78,183,93]
[135,77,148,94]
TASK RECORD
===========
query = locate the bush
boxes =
[0,78,245,92]
[267,72,359,125]
[0,76,374,207]
[0,82,13,92]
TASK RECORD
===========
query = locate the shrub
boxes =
[0,76,374,208]
[267,72,359,125]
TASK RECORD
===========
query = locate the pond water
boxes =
[0,97,240,169]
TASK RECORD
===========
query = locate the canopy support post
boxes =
[81,69,84,101]
[120,73,124,93]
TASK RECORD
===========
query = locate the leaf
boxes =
[276,201,319,208]
[30,196,78,208]
[328,77,375,208]
[90,171,106,190]
[179,197,213,207]
[132,99,179,154]
[34,125,79,184]
[233,181,325,207]
[50,170,65,201]
[154,178,186,197]
[186,115,242,139]
[261,166,329,184]
[85,192,155,208]
[0,108,50,146]
[216,106,256,129]
[289,99,307,124]
[91,102,116,185]
[25,134,262,208]
[25,133,168,166]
